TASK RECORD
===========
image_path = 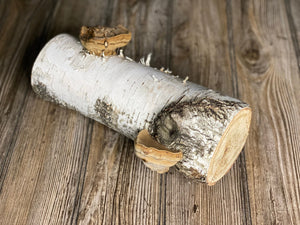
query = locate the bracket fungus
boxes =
[79,25,131,56]
[135,129,183,174]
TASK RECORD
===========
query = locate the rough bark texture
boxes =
[31,34,250,182]
[150,97,248,181]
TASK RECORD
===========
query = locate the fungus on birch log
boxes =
[31,25,251,185]
[79,25,131,56]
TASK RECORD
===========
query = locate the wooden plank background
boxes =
[0,0,299,224]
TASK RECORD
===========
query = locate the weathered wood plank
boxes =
[0,4,95,224]
[0,0,58,192]
[231,0,300,224]
[24,107,92,225]
[77,124,162,225]
[0,0,95,224]
[0,98,92,225]
[163,0,252,224]
[285,0,300,70]
[0,94,50,224]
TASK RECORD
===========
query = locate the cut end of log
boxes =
[79,25,131,56]
[206,107,252,185]
[134,130,183,173]
[149,96,252,183]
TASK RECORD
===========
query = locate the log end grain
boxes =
[206,107,252,185]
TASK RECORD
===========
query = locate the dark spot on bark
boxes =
[154,114,179,147]
[94,98,119,130]
[32,81,61,105]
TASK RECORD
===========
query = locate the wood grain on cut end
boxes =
[79,25,131,56]
[135,129,183,173]
[207,107,252,185]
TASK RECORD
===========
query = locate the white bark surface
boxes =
[31,34,250,181]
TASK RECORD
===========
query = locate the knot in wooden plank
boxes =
[239,37,270,75]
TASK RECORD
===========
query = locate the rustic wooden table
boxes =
[0,0,299,224]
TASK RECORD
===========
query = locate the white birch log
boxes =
[31,34,251,185]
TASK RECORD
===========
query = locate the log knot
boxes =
[238,37,270,75]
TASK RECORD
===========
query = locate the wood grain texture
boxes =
[285,0,300,70]
[231,0,300,224]
[0,0,57,191]
[0,0,299,224]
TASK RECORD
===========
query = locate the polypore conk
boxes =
[79,25,131,56]
[31,25,252,185]
[135,130,183,174]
